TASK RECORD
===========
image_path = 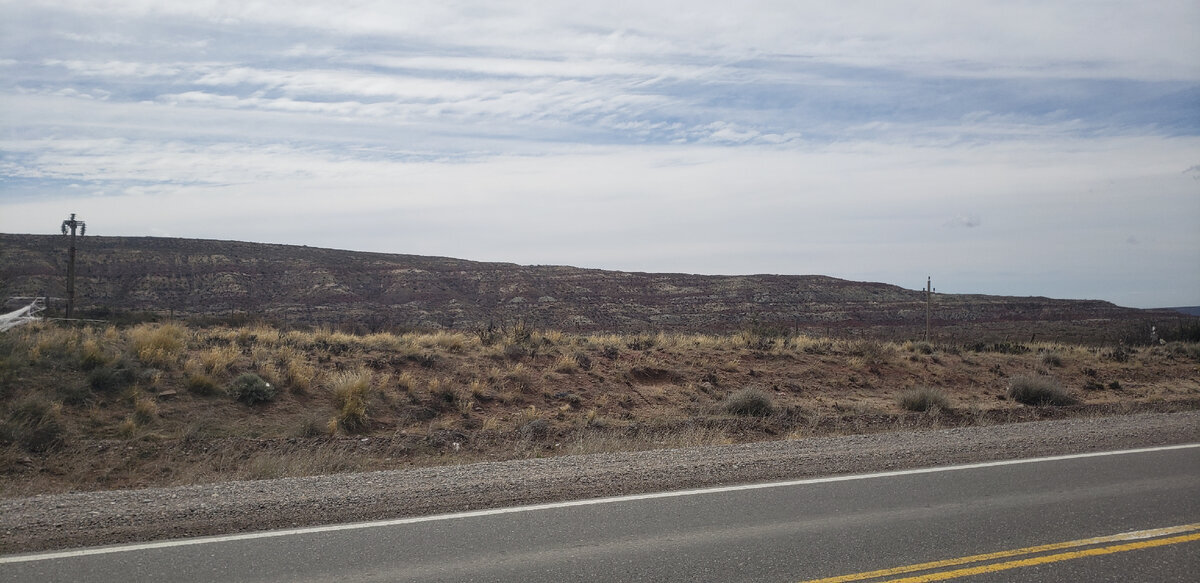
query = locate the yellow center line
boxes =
[878,532,1200,582]
[801,523,1200,583]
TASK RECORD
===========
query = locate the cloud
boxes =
[946,215,982,228]
[2,0,1199,308]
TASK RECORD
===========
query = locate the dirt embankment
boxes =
[3,411,1197,555]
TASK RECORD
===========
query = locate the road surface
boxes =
[2,444,1197,582]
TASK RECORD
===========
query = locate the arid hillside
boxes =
[2,321,1198,497]
[0,233,1190,343]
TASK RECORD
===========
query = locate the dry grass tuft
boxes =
[329,369,374,434]
[898,387,950,412]
[504,363,535,390]
[78,338,114,370]
[128,323,187,368]
[132,395,158,425]
[552,354,579,374]
[193,345,240,376]
[282,356,316,394]
[184,374,222,396]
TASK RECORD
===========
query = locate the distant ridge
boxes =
[1,233,1190,343]
[1165,306,1200,316]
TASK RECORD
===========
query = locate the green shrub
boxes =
[1008,375,1077,406]
[228,373,276,405]
[2,394,66,452]
[56,384,93,406]
[723,388,775,417]
[88,362,137,393]
[898,387,950,412]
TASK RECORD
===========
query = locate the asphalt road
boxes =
[3,445,1198,583]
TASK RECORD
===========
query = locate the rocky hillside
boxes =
[0,234,1187,342]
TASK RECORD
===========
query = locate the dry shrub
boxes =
[116,416,138,438]
[88,361,137,394]
[296,415,327,438]
[1040,351,1064,367]
[1,394,66,452]
[723,388,775,417]
[329,369,374,434]
[898,387,950,412]
[1008,375,1077,406]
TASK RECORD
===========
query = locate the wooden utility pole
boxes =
[61,213,86,319]
[925,276,932,341]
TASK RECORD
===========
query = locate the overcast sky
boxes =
[1,1,1198,308]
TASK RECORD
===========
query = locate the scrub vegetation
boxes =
[1,321,1198,496]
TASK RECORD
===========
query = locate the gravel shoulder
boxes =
[3,411,1198,555]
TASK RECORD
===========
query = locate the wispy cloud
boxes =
[946,215,982,229]
[2,1,1198,307]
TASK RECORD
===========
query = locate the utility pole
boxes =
[61,213,86,319]
[924,276,933,342]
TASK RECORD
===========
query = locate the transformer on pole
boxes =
[61,213,86,319]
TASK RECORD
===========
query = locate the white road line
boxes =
[3,443,1198,564]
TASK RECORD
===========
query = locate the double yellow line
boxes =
[802,523,1200,583]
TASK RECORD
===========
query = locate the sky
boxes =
[1,1,1198,309]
